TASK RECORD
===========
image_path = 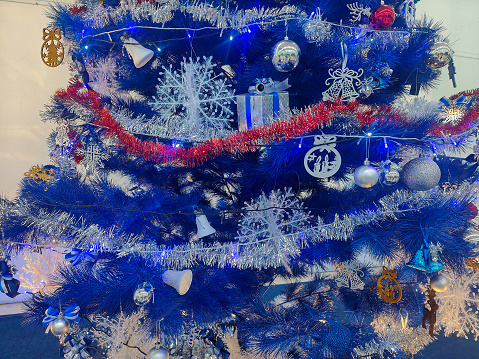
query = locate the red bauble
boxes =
[467,203,478,220]
[370,4,396,29]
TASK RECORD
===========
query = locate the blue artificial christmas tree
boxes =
[1,1,479,358]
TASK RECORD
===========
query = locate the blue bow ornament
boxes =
[42,303,81,333]
[0,260,20,298]
[65,248,97,266]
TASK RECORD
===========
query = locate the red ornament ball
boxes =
[467,203,478,220]
[370,4,396,29]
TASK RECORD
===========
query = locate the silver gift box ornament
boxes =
[236,91,290,131]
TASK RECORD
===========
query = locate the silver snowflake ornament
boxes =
[347,2,371,23]
[149,56,235,141]
[335,260,365,290]
[398,0,416,28]
[74,142,110,169]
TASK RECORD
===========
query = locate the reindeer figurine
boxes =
[422,288,439,337]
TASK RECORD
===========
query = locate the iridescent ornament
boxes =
[430,274,449,293]
[401,157,441,191]
[271,37,301,72]
[51,317,71,336]
[424,42,453,69]
[146,344,169,359]
[369,1,396,29]
[359,78,374,99]
[133,281,154,306]
[354,160,379,188]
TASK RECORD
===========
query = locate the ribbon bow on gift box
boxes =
[63,335,94,359]
[42,303,81,333]
[65,248,97,266]
[0,260,21,298]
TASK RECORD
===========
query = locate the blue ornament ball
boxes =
[402,158,441,191]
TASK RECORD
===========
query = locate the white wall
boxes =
[0,0,478,202]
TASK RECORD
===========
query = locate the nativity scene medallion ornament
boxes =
[304,135,342,178]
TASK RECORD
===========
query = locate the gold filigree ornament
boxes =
[377,266,402,303]
[24,166,55,184]
[41,27,64,67]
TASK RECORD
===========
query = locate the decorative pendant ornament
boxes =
[335,261,365,290]
[401,157,441,191]
[354,159,379,188]
[24,165,55,185]
[120,33,154,68]
[465,257,479,272]
[377,267,402,303]
[51,317,71,336]
[323,43,364,102]
[369,1,396,29]
[303,135,341,179]
[195,210,216,239]
[347,2,371,23]
[441,181,458,193]
[133,281,154,305]
[271,36,301,72]
[437,95,469,125]
[424,42,453,69]
[41,27,64,67]
[379,161,400,186]
[430,274,449,293]
[146,344,169,359]
[398,0,416,28]
[422,288,439,337]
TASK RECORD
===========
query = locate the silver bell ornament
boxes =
[430,274,449,293]
[401,157,441,191]
[272,37,301,72]
[424,41,453,69]
[354,160,379,188]
[146,344,169,359]
[133,281,154,306]
[51,317,71,336]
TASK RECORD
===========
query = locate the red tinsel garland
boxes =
[54,81,479,167]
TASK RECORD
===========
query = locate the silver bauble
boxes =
[272,38,301,72]
[51,317,70,336]
[146,346,169,359]
[402,157,441,191]
[133,282,154,306]
[424,42,453,69]
[380,163,401,186]
[354,161,379,188]
[430,274,449,293]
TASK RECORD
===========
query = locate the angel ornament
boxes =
[322,43,364,102]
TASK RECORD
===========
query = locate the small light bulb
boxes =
[157,47,161,52]
[367,132,372,136]
[84,45,88,49]
[229,36,233,41]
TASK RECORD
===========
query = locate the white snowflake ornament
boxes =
[398,0,416,28]
[347,2,371,23]
[75,142,110,169]
[335,260,365,290]
[322,43,364,103]
[149,56,235,141]
[436,270,479,340]
[236,188,310,269]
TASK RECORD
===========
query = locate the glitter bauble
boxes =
[369,4,395,29]
[401,158,441,191]
[354,161,379,188]
[430,274,449,293]
[133,282,154,306]
[146,346,169,359]
[424,42,453,69]
[272,38,301,72]
[51,317,70,336]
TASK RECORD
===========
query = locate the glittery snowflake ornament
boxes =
[335,260,365,290]
[437,95,469,126]
[74,142,110,169]
[149,56,235,141]
[322,43,364,102]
